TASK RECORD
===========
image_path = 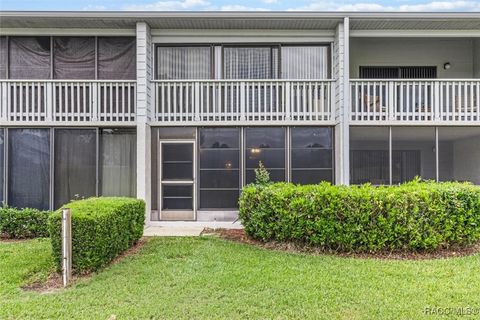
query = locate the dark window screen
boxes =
[360,66,437,79]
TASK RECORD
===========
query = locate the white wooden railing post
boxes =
[92,82,98,121]
[194,82,200,121]
[46,82,53,121]
[0,82,7,121]
[240,81,246,121]
[330,81,335,121]
[388,81,395,120]
[285,81,291,120]
[62,208,72,287]
[434,81,440,121]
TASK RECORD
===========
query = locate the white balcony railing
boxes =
[153,80,334,124]
[351,79,480,123]
[0,80,136,124]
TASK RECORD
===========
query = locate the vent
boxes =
[360,66,437,79]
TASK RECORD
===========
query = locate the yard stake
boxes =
[62,208,72,287]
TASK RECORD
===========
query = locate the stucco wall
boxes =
[350,38,475,79]
[452,135,480,184]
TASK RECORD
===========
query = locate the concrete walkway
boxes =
[143,221,243,237]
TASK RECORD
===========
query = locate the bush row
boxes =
[49,197,145,273]
[239,180,480,252]
[0,207,51,239]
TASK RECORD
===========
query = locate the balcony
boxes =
[0,80,137,125]
[152,79,335,125]
[350,79,480,124]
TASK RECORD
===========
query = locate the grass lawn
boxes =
[1,237,479,319]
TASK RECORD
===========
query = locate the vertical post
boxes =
[434,81,440,121]
[62,208,72,287]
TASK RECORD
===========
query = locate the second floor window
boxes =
[224,46,279,79]
[156,46,212,80]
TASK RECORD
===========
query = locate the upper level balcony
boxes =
[151,45,335,125]
[0,36,137,126]
[350,37,480,124]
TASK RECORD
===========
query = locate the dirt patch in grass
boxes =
[22,238,149,293]
[207,228,480,260]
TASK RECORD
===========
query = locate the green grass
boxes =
[1,237,479,319]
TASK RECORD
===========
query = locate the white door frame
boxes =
[158,140,197,221]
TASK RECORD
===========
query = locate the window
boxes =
[350,127,390,185]
[157,46,212,80]
[281,46,329,79]
[291,127,333,184]
[100,128,136,197]
[53,37,95,79]
[224,47,278,79]
[199,128,240,209]
[245,127,285,184]
[8,129,50,210]
[359,66,437,79]
[54,129,97,209]
[9,37,51,79]
[439,127,480,184]
[162,143,193,181]
[98,37,136,80]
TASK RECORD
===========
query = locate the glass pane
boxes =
[162,143,193,162]
[392,127,436,184]
[100,128,136,197]
[245,127,285,148]
[246,169,285,184]
[199,150,239,169]
[246,149,285,169]
[439,127,480,184]
[281,46,329,79]
[53,37,95,79]
[54,129,96,209]
[350,127,390,185]
[0,129,3,203]
[163,185,193,197]
[224,47,278,79]
[158,127,196,140]
[98,37,136,80]
[200,190,239,209]
[291,149,332,169]
[199,128,239,148]
[200,170,239,188]
[157,46,211,80]
[8,129,50,210]
[162,163,193,180]
[291,127,332,148]
[9,37,51,79]
[291,170,333,185]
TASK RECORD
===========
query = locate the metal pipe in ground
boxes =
[62,208,72,287]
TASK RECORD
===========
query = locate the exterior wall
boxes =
[350,38,476,78]
[452,136,480,184]
[474,39,480,78]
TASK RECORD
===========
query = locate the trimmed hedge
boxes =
[48,197,145,273]
[0,207,51,239]
[239,181,480,252]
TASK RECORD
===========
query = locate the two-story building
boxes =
[0,11,479,224]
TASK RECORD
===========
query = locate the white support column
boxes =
[136,22,152,223]
[333,18,350,185]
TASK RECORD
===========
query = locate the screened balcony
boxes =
[0,36,137,125]
[350,37,480,124]
[152,45,335,125]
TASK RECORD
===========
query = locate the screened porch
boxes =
[349,37,480,123]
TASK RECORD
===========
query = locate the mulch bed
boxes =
[205,228,480,260]
[22,238,149,293]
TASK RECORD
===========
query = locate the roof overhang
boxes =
[0,11,479,31]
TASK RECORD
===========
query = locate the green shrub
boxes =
[0,207,51,239]
[239,180,480,252]
[254,161,271,186]
[48,197,145,274]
